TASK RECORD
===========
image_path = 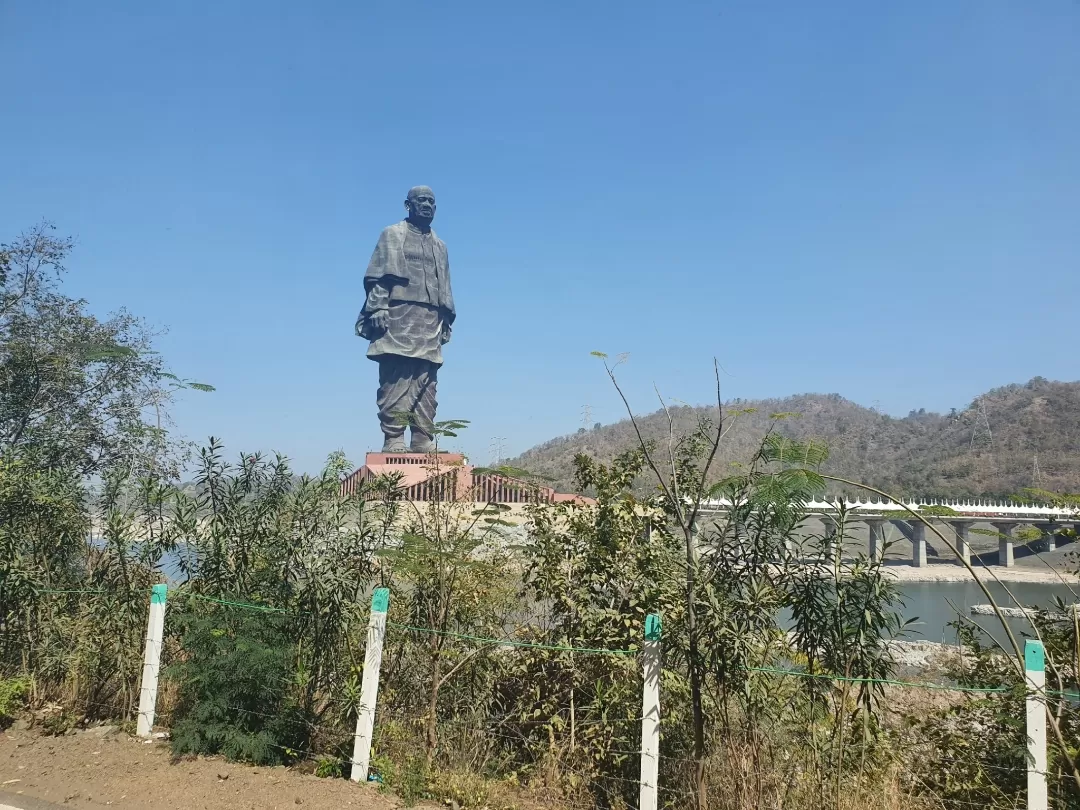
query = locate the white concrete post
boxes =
[351,587,390,783]
[995,522,1016,567]
[910,520,927,567]
[1025,639,1048,810]
[952,521,973,565]
[639,613,661,810]
[136,583,168,738]
[866,519,885,562]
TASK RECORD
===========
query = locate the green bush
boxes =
[168,608,312,765]
[0,676,29,729]
[398,754,430,807]
[314,756,344,778]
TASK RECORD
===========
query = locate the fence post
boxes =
[136,583,168,738]
[640,613,662,810]
[351,587,390,783]
[1025,639,1048,810]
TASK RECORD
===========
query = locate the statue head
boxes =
[405,186,436,228]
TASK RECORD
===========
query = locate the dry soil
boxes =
[0,725,435,810]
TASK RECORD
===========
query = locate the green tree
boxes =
[503,449,680,803]
[0,222,208,479]
[599,356,910,810]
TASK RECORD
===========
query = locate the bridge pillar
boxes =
[910,520,927,567]
[993,522,1017,567]
[866,519,886,562]
[822,516,839,564]
[1037,523,1058,553]
[950,521,973,566]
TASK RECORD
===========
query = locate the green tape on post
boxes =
[644,613,661,641]
[150,584,168,605]
[1025,639,1045,673]
[371,588,389,614]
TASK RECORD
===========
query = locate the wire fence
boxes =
[19,582,1080,810]
[25,585,1050,695]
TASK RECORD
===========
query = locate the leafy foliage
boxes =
[914,608,1080,808]
[493,450,680,801]
[376,450,520,768]
[0,223,206,479]
[0,454,155,717]
[0,676,29,729]
[169,610,312,764]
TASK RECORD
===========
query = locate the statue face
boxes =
[405,188,436,224]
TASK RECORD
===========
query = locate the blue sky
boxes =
[2,1,1077,473]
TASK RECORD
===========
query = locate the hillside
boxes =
[509,377,1080,499]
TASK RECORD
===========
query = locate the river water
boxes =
[895,581,1078,643]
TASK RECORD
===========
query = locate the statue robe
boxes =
[356,220,456,441]
[356,220,455,366]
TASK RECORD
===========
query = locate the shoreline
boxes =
[883,563,1078,585]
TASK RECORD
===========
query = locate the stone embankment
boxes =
[969,603,1079,618]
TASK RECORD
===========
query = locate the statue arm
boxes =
[355,282,391,338]
[439,241,455,340]
[365,282,390,312]
[356,229,395,337]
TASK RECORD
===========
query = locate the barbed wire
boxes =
[385,620,638,656]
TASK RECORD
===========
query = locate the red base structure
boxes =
[341,451,589,504]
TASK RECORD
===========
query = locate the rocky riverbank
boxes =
[888,638,963,671]
[883,563,1079,585]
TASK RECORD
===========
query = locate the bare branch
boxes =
[603,361,684,525]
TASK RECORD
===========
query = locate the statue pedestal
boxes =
[358,451,467,501]
[365,451,464,467]
[342,451,586,505]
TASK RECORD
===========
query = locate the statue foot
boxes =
[410,433,436,454]
[382,436,407,453]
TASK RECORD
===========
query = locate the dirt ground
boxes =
[0,725,436,810]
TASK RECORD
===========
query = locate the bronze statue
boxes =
[356,187,455,453]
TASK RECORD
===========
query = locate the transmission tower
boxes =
[489,436,506,466]
[581,404,593,431]
[970,401,993,450]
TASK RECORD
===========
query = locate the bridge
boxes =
[341,455,1076,569]
[700,497,1078,568]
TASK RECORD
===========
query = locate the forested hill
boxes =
[509,378,1080,499]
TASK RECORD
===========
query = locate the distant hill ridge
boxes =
[509,378,1080,499]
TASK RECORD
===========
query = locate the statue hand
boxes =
[368,309,390,332]
[440,324,451,345]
